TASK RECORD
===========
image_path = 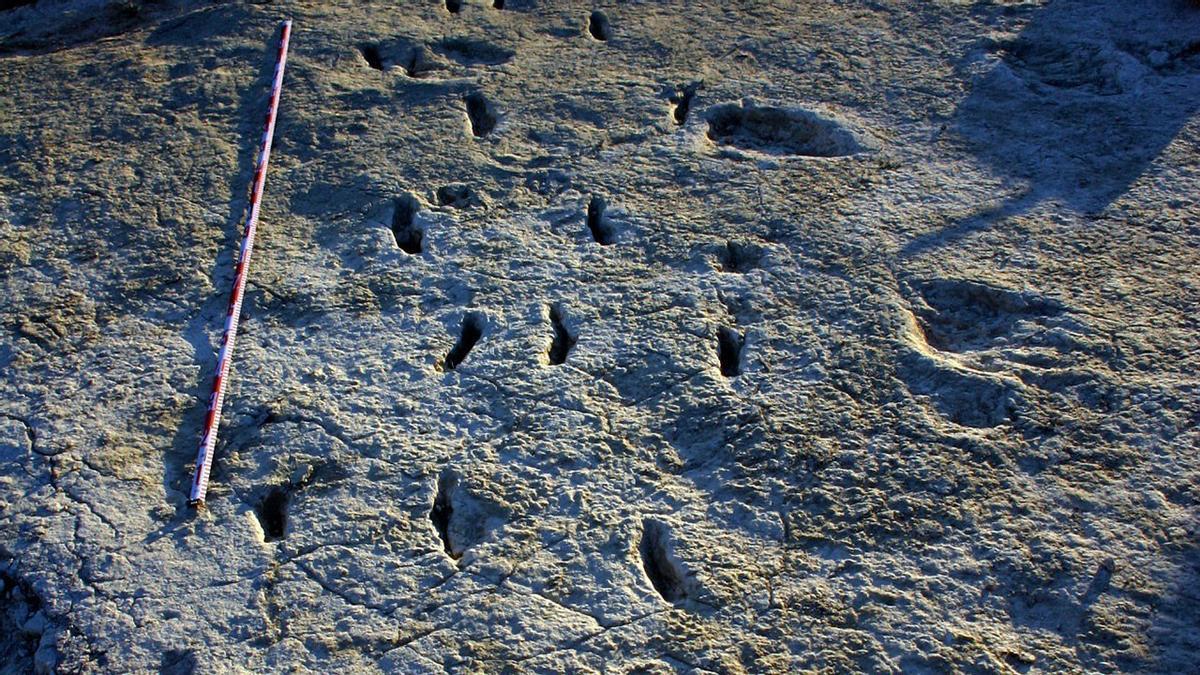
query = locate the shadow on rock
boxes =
[905,0,1200,256]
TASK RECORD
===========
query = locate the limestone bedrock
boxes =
[0,0,1197,672]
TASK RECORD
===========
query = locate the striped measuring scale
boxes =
[190,20,293,507]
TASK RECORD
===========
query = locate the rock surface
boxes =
[1,0,1198,672]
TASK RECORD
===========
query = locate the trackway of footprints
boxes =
[277,9,778,608]
[353,9,865,388]
[255,466,695,605]
[354,9,864,155]
[382,187,754,377]
[379,185,744,379]
[250,6,998,610]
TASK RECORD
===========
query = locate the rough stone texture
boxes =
[1,0,1198,672]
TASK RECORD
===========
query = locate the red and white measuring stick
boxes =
[190,19,293,507]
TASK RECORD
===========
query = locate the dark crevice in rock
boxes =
[670,82,701,125]
[445,0,462,14]
[257,488,290,542]
[360,43,384,70]
[443,312,484,371]
[717,326,744,377]
[492,0,505,8]
[465,92,497,137]
[720,240,762,273]
[436,184,478,209]
[639,520,687,603]
[586,196,613,245]
[588,10,611,41]
[547,305,576,365]
[430,471,458,558]
[390,194,423,254]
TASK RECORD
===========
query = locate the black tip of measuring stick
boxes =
[188,499,205,509]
